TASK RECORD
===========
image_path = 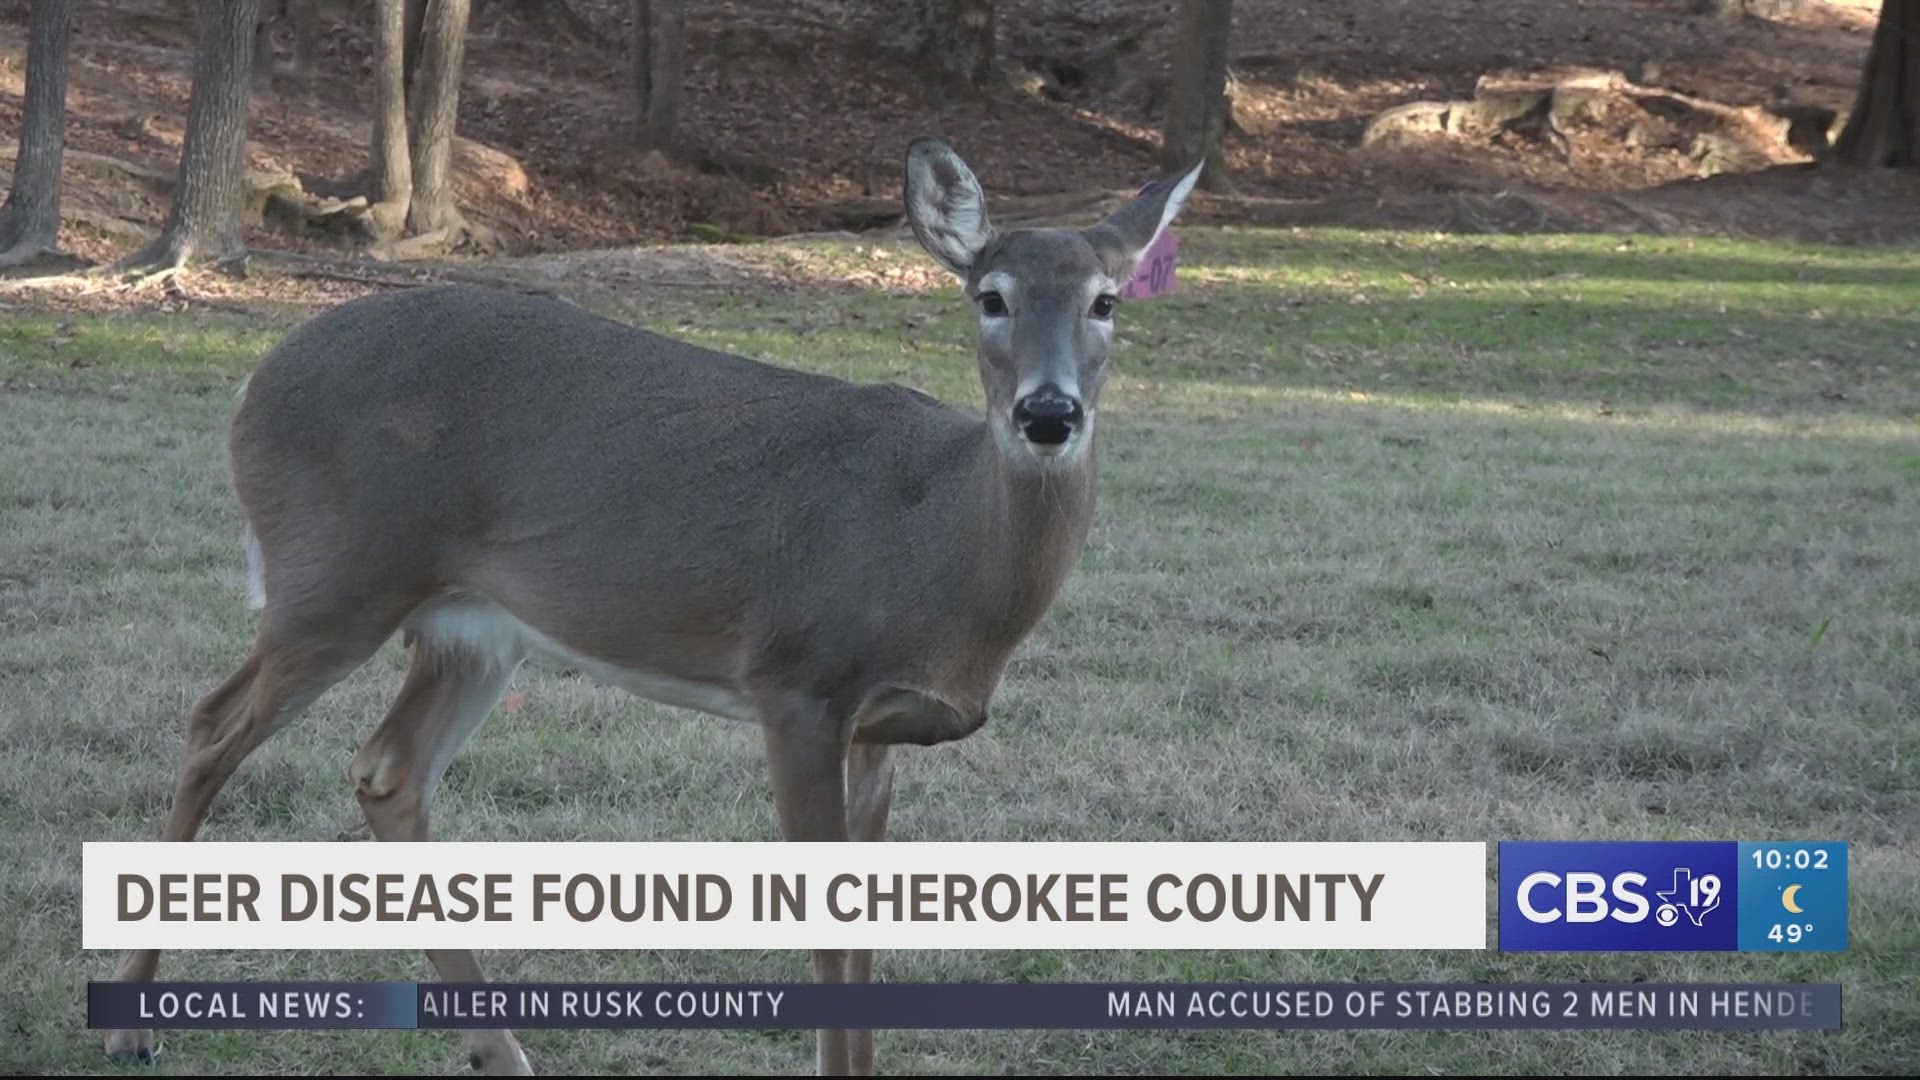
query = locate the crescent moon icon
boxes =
[1782,884,1804,914]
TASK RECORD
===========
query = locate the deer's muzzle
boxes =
[1013,388,1084,447]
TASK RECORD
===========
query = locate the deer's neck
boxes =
[974,428,1100,633]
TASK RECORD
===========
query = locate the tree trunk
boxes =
[252,4,277,91]
[290,0,321,79]
[369,0,412,238]
[402,0,427,93]
[1160,0,1232,191]
[1832,0,1920,168]
[630,0,652,137]
[902,0,995,86]
[405,0,471,235]
[0,0,76,267]
[639,0,685,148]
[126,0,262,270]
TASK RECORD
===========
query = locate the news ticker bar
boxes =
[87,982,1841,1031]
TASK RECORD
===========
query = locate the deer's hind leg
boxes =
[105,602,406,1065]
[352,617,532,1075]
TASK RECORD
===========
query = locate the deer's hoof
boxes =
[104,1027,157,1065]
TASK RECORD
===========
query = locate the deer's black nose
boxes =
[1013,389,1084,446]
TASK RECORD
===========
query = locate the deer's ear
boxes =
[1085,160,1203,281]
[905,137,995,278]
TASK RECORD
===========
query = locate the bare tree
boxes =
[368,0,412,238]
[0,0,77,267]
[122,0,262,273]
[630,0,686,148]
[403,0,427,91]
[631,0,651,133]
[1833,0,1920,167]
[289,0,321,79]
[1161,0,1232,191]
[252,5,276,90]
[898,0,995,86]
[404,0,471,236]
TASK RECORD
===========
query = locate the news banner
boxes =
[84,840,1847,1033]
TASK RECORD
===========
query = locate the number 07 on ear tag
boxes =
[1122,181,1180,300]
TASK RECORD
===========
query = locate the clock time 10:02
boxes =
[1749,847,1832,871]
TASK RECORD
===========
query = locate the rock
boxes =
[335,124,530,202]
[1557,69,1632,92]
[1451,89,1551,136]
[1290,60,1334,85]
[243,172,305,228]
[1550,85,1607,126]
[311,195,370,219]
[453,136,530,201]
[1364,86,1561,148]
[1361,100,1457,146]
[998,58,1063,102]
[1695,0,1807,20]
[1766,103,1838,158]
[260,191,310,234]
[368,225,456,262]
[1689,132,1768,177]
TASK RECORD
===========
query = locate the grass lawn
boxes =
[1,227,1916,1075]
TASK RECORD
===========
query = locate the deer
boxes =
[102,136,1200,1076]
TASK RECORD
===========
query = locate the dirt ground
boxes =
[0,0,1912,276]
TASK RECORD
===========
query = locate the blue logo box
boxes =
[1498,842,1847,953]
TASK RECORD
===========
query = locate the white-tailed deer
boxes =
[104,137,1199,1075]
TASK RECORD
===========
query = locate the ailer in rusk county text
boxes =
[419,988,788,1021]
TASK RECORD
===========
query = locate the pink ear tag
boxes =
[1122,229,1179,300]
[1121,181,1179,300]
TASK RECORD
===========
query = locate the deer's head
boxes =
[905,137,1201,465]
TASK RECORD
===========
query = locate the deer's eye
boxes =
[1090,294,1117,319]
[978,291,1008,317]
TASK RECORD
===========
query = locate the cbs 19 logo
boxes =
[1514,869,1722,926]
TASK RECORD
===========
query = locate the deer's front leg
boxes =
[844,744,894,1077]
[759,693,853,1076]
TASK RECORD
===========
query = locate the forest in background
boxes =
[0,0,1914,281]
